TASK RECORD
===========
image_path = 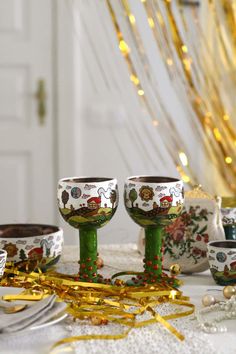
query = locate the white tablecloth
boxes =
[0,244,235,354]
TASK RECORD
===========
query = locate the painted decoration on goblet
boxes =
[58,177,118,282]
[124,176,184,285]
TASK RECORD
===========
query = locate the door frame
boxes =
[55,1,79,243]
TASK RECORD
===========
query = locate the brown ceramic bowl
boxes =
[0,224,63,271]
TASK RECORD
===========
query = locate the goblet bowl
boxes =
[58,177,118,282]
[124,176,184,285]
[124,176,184,227]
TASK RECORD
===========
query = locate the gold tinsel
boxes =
[0,263,194,350]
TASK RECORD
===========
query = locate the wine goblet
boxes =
[58,177,118,282]
[124,176,184,286]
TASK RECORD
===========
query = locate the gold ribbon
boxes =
[50,329,132,352]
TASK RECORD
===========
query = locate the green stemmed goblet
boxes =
[58,177,118,282]
[124,176,184,286]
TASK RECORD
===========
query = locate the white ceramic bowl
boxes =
[207,240,236,285]
[0,224,63,271]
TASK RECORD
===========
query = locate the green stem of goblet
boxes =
[144,225,163,282]
[79,228,98,282]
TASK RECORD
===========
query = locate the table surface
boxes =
[0,244,235,354]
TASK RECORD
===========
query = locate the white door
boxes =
[0,0,56,224]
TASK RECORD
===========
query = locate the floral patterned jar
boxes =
[138,185,225,273]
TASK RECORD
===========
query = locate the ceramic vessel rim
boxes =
[126,175,181,184]
[0,249,7,256]
[0,224,63,240]
[59,176,117,184]
[207,240,236,249]
[221,196,236,208]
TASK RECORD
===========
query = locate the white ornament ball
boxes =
[202,294,216,307]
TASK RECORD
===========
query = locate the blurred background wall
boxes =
[0,0,233,245]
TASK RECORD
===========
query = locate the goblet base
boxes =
[75,273,112,284]
[111,271,181,287]
[125,272,181,288]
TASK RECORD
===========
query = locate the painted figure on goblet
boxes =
[58,177,118,283]
[124,176,184,286]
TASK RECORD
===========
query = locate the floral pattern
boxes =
[28,247,44,261]
[3,242,18,257]
[164,206,212,265]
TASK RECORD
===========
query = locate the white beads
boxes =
[197,293,236,334]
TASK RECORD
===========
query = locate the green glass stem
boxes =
[144,225,164,281]
[79,228,98,282]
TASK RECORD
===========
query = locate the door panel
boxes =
[0,0,29,41]
[0,153,30,222]
[0,0,55,225]
[0,65,29,125]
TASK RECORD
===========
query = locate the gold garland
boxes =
[106,0,236,192]
[106,0,197,186]
[151,0,236,190]
[0,264,194,350]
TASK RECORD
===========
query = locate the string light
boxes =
[213,128,222,141]
[129,14,136,24]
[225,156,233,164]
[119,40,130,54]
[182,175,190,183]
[181,45,188,53]
[148,17,155,28]
[179,152,188,167]
[183,58,192,71]
[138,89,145,96]
[130,74,140,85]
